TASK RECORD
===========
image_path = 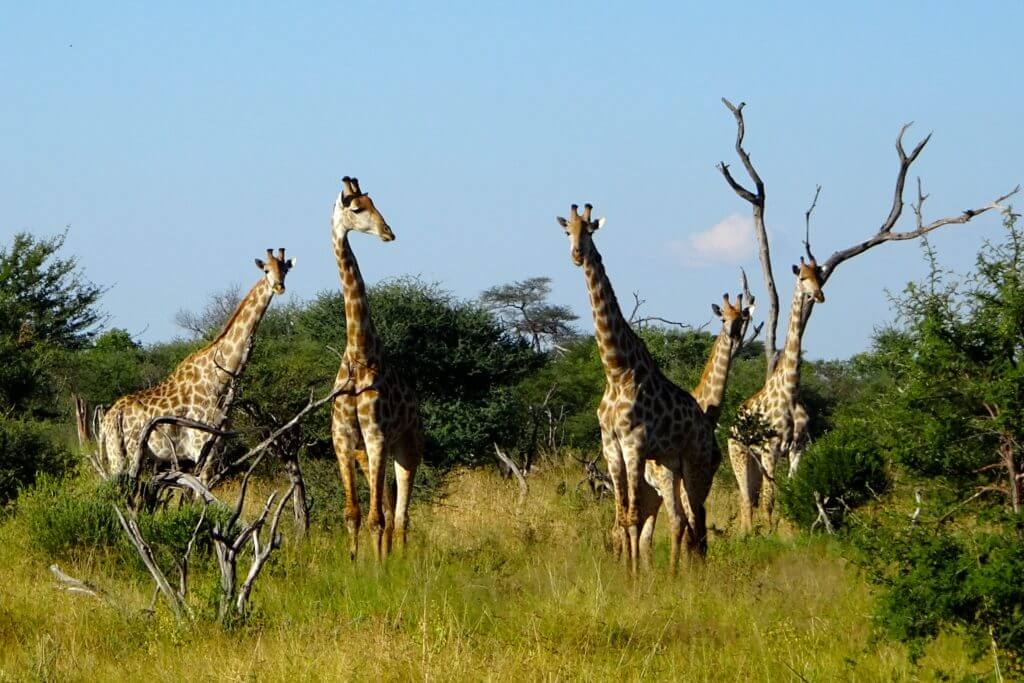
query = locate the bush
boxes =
[17,475,223,568]
[779,427,888,530]
[0,418,75,504]
[853,515,1024,672]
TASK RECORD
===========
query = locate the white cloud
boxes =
[671,214,754,266]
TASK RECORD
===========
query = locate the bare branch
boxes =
[629,291,646,324]
[132,415,235,481]
[113,505,190,621]
[718,97,779,374]
[811,491,835,534]
[803,185,822,263]
[717,98,763,203]
[236,483,295,615]
[207,376,369,487]
[494,443,528,508]
[149,471,224,506]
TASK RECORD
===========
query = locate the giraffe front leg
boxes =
[600,429,629,565]
[360,420,388,563]
[333,403,363,560]
[728,439,760,535]
[392,430,421,553]
[621,445,646,576]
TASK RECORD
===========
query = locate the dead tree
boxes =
[211,451,295,623]
[717,98,1019,377]
[236,400,311,535]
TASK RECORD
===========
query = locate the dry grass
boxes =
[0,464,981,681]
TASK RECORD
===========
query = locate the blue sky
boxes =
[2,2,1021,359]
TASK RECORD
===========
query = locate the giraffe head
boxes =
[791,257,825,303]
[556,203,606,266]
[254,248,296,295]
[711,292,753,340]
[331,176,395,242]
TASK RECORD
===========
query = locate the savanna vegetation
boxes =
[1,213,1022,680]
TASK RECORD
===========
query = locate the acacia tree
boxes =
[480,277,578,352]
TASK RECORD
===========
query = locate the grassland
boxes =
[0,463,982,681]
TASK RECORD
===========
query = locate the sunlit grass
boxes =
[0,463,981,681]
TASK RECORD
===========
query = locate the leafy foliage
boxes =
[846,215,1024,670]
[779,427,888,529]
[0,230,105,349]
[0,419,75,505]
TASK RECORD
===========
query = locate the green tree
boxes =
[480,277,578,352]
[0,230,105,349]
[849,214,1024,672]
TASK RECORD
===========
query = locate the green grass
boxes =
[0,463,983,681]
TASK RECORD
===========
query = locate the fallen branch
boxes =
[49,564,108,602]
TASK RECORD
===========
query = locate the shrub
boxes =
[779,427,888,530]
[17,475,122,556]
[18,475,224,568]
[853,514,1024,672]
[0,418,75,504]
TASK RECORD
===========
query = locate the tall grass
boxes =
[0,463,981,681]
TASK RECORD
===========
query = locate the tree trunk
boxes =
[72,393,90,446]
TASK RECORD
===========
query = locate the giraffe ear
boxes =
[255,259,266,271]
[711,303,723,317]
[287,257,297,268]
[556,216,568,229]
[791,264,800,275]
[590,217,606,232]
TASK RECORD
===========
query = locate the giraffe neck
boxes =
[334,230,383,366]
[692,326,739,424]
[581,245,648,380]
[195,278,275,390]
[772,282,809,401]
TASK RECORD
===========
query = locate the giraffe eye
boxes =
[350,206,364,214]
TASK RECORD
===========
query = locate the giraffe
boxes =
[330,176,423,562]
[728,256,824,533]
[98,249,296,478]
[630,292,754,566]
[557,203,717,573]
